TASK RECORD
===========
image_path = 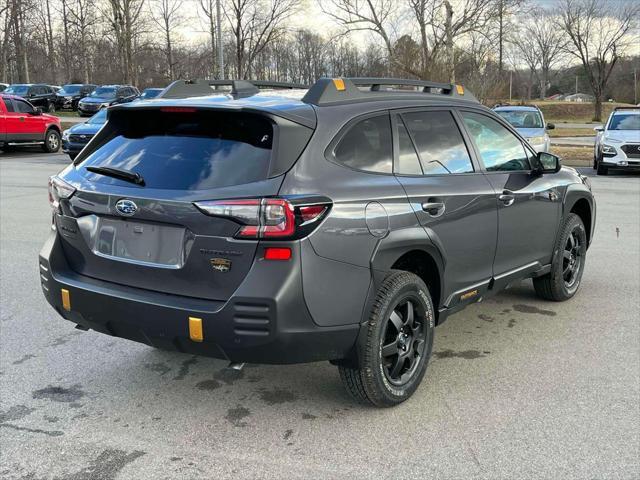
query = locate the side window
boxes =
[461,111,531,172]
[3,98,15,112]
[395,116,422,175]
[333,114,393,174]
[402,110,474,174]
[14,99,34,113]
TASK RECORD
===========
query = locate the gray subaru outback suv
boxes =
[40,78,595,407]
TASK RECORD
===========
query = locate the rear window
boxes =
[79,110,274,190]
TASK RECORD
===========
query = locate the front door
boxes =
[392,109,498,310]
[459,110,561,289]
[8,98,44,141]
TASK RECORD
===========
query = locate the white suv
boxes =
[594,108,640,175]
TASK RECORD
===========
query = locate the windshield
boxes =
[86,109,108,125]
[91,87,116,98]
[59,85,81,95]
[79,111,273,190]
[495,110,544,129]
[608,114,640,131]
[141,89,161,100]
[5,85,29,95]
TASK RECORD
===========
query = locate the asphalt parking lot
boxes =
[1,150,638,479]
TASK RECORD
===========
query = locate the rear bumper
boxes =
[39,232,359,364]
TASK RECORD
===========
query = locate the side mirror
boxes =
[536,152,561,174]
[594,126,604,132]
[29,107,43,116]
[546,123,555,130]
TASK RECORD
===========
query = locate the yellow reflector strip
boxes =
[333,78,346,91]
[455,84,465,95]
[189,317,203,342]
[61,289,71,311]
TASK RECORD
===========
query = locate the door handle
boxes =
[498,190,515,206]
[422,200,445,217]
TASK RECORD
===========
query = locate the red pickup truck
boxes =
[0,94,62,153]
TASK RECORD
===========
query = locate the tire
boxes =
[596,161,608,175]
[533,213,587,301]
[338,270,435,407]
[42,129,61,153]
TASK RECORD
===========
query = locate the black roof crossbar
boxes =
[302,77,478,106]
[157,79,309,99]
[613,106,640,111]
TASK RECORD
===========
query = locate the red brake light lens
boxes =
[299,205,328,223]
[160,107,197,113]
[194,198,329,240]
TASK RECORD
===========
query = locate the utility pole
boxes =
[634,68,637,105]
[575,75,578,95]
[216,0,224,79]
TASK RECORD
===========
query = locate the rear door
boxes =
[459,110,561,288]
[57,108,305,301]
[393,108,498,309]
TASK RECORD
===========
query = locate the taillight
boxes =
[48,176,76,210]
[194,197,330,240]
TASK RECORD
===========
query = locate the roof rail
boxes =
[302,77,477,106]
[613,106,640,111]
[157,79,309,99]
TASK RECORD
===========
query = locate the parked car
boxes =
[77,85,139,117]
[62,108,106,160]
[136,88,163,101]
[0,93,62,152]
[4,84,58,112]
[55,84,98,111]
[593,107,640,175]
[40,78,595,407]
[493,105,554,152]
[0,83,8,92]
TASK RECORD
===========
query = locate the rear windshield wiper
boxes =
[85,166,145,186]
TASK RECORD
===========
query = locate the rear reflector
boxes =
[61,289,71,311]
[264,247,292,261]
[189,317,203,342]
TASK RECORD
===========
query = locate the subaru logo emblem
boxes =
[115,199,138,217]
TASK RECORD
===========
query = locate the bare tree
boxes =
[224,0,299,79]
[199,0,218,77]
[67,0,98,83]
[150,0,182,79]
[494,0,525,73]
[513,12,568,99]
[320,0,397,73]
[558,0,639,120]
[408,0,494,81]
[104,0,146,84]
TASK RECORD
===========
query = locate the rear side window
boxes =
[402,111,474,175]
[3,98,15,112]
[14,99,34,113]
[461,111,530,171]
[79,111,274,190]
[333,115,392,174]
